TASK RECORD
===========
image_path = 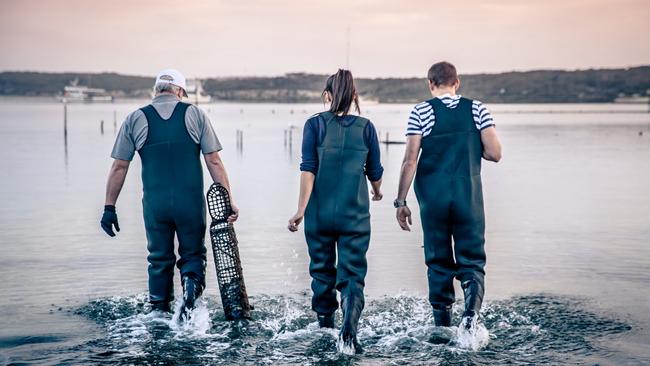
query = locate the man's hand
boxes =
[396,206,413,231]
[228,202,239,223]
[101,205,120,237]
[396,135,420,229]
[287,210,305,232]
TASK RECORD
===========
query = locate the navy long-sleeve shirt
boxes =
[299,114,384,182]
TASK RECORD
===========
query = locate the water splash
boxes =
[336,335,356,355]
[63,293,631,365]
[170,299,212,336]
[453,316,490,351]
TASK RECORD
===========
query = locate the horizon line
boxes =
[1,64,649,79]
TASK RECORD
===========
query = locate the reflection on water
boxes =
[0,100,649,364]
[63,103,69,170]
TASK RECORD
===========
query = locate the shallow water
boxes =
[40,293,631,365]
[0,100,649,364]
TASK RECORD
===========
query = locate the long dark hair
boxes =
[322,69,360,115]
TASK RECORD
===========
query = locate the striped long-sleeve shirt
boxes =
[405,94,495,136]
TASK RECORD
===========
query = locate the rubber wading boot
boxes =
[340,295,364,353]
[151,301,172,313]
[432,304,452,327]
[317,313,335,328]
[461,279,484,330]
[179,275,203,320]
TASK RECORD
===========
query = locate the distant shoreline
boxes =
[1,67,648,104]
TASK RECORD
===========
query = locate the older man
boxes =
[101,69,238,314]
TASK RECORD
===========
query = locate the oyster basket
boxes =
[206,183,251,320]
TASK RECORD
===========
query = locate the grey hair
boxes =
[154,82,182,95]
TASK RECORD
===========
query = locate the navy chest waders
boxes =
[413,97,486,308]
[304,112,371,317]
[138,102,207,305]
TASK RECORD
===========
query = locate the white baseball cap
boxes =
[155,68,188,97]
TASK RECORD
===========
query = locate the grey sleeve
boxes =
[186,105,222,154]
[110,111,142,161]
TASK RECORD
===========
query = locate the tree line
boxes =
[1,67,648,103]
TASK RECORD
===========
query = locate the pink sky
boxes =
[1,0,648,77]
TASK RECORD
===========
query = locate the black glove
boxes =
[101,205,120,237]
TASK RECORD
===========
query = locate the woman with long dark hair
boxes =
[288,69,383,352]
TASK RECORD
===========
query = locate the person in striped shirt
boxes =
[394,61,502,332]
[406,89,495,136]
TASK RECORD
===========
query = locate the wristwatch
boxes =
[393,199,407,208]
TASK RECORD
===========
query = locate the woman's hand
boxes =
[371,188,383,201]
[370,179,383,201]
[228,202,239,223]
[288,211,304,232]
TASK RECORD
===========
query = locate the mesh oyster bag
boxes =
[206,183,251,320]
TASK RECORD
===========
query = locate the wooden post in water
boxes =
[100,120,104,135]
[63,99,69,167]
[289,128,293,147]
[63,101,68,138]
[235,129,243,152]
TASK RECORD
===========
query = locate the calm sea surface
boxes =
[0,99,648,365]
